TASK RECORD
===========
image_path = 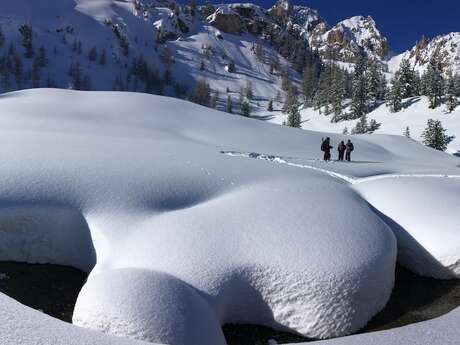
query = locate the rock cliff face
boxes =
[403,33,460,73]
[308,16,391,63]
[206,1,391,65]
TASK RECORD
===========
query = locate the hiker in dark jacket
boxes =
[345,139,354,162]
[338,141,346,161]
[321,137,333,162]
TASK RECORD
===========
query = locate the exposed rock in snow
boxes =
[309,15,391,63]
[390,32,460,75]
[207,6,244,35]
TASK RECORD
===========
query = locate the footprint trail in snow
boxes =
[221,151,460,185]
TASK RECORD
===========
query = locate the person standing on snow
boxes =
[345,139,354,162]
[321,137,333,162]
[337,141,346,161]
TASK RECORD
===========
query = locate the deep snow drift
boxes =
[0,89,459,345]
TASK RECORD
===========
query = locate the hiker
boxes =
[321,137,333,162]
[345,139,354,162]
[338,141,346,161]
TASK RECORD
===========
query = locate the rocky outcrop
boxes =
[309,15,391,63]
[207,6,243,35]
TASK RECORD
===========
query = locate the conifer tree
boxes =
[445,71,458,113]
[190,79,211,106]
[350,53,369,119]
[368,119,381,133]
[343,127,349,135]
[397,58,417,98]
[267,99,273,111]
[404,126,411,138]
[226,95,233,113]
[18,24,34,58]
[282,84,298,113]
[99,48,107,65]
[386,76,403,112]
[88,46,98,61]
[286,104,301,128]
[351,114,369,134]
[0,25,5,48]
[241,100,250,117]
[421,119,455,151]
[245,81,254,100]
[425,54,444,109]
[367,61,385,109]
[330,66,346,121]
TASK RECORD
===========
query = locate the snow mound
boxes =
[74,269,226,345]
[0,89,459,344]
[354,176,460,279]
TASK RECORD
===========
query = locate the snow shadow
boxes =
[369,205,454,279]
[0,205,97,273]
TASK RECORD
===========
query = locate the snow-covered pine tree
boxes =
[342,127,349,135]
[397,58,417,98]
[421,119,455,151]
[330,67,346,122]
[351,114,369,134]
[350,53,369,119]
[36,46,47,68]
[227,60,236,73]
[88,46,98,62]
[99,49,107,66]
[210,91,218,109]
[282,84,299,113]
[226,95,233,113]
[386,76,403,113]
[0,25,5,48]
[245,81,254,100]
[302,64,319,103]
[367,61,385,109]
[267,99,273,111]
[404,126,411,138]
[286,104,301,128]
[367,119,381,133]
[18,24,34,58]
[425,54,444,109]
[241,100,250,117]
[445,71,459,112]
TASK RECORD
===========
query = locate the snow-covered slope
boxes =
[286,97,460,154]
[0,89,460,345]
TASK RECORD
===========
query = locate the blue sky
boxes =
[211,0,460,53]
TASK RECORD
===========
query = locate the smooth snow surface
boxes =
[0,89,459,345]
[301,307,460,345]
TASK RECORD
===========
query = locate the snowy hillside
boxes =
[268,96,460,155]
[0,89,460,345]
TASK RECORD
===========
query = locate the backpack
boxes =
[321,141,327,152]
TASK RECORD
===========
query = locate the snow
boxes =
[273,97,460,154]
[354,177,460,279]
[301,307,460,345]
[0,88,460,345]
[0,292,154,345]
